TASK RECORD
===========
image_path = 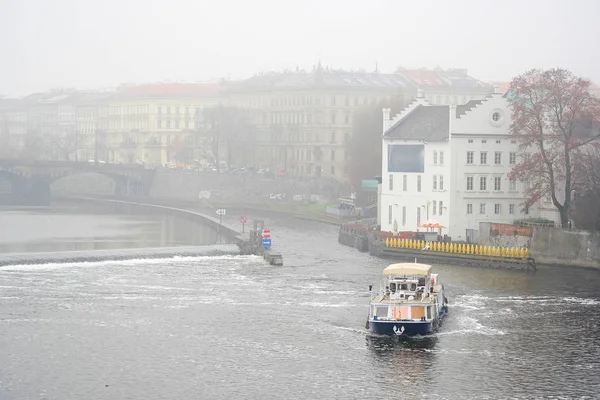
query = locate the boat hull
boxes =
[369,320,435,336]
[369,307,447,336]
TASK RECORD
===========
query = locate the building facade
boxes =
[379,91,543,241]
[104,83,220,167]
[223,66,493,181]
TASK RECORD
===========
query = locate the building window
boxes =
[509,204,515,214]
[157,120,162,128]
[402,206,406,226]
[495,152,502,165]
[509,152,516,165]
[403,175,407,191]
[331,150,335,161]
[439,151,444,165]
[158,106,162,114]
[439,175,444,191]
[417,207,421,226]
[433,151,438,164]
[417,175,421,192]
[166,107,170,114]
[482,140,487,144]
[331,96,336,106]
[466,176,473,191]
[494,176,502,191]
[480,151,488,164]
[388,205,392,225]
[389,174,393,191]
[432,200,437,216]
[467,151,474,164]
[433,175,438,190]
[509,179,517,191]
[467,204,473,214]
[331,166,335,175]
[480,203,486,214]
[511,140,517,144]
[439,201,444,216]
[330,132,336,143]
[167,120,171,129]
[480,176,487,191]
[468,139,473,143]
[495,204,501,214]
[185,107,189,114]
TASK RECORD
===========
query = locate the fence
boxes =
[384,237,530,259]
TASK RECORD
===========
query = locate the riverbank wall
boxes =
[338,222,600,270]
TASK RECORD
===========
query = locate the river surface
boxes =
[1,205,600,399]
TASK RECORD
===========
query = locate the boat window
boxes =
[426,306,432,319]
[418,277,426,286]
[410,283,417,291]
[376,306,388,318]
[400,283,407,290]
[389,282,396,292]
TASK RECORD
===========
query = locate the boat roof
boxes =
[382,263,432,276]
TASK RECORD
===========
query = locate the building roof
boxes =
[456,99,484,117]
[115,83,221,99]
[223,67,413,92]
[383,263,432,276]
[397,68,490,90]
[384,105,449,141]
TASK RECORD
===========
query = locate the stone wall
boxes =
[478,222,531,248]
[531,228,600,267]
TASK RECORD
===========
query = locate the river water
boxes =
[1,206,600,399]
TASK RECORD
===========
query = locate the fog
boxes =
[1,0,599,96]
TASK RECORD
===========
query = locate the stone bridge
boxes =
[0,160,156,205]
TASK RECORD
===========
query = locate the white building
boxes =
[379,90,542,241]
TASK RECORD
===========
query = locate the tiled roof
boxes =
[384,105,449,141]
[223,69,413,91]
[397,68,491,89]
[115,83,221,99]
[456,100,484,117]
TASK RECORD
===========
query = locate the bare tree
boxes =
[49,131,84,161]
[572,146,600,230]
[507,68,600,228]
[199,105,254,172]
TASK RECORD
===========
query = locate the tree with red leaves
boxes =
[507,68,600,228]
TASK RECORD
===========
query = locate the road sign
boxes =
[262,238,272,248]
[262,228,271,239]
[240,216,247,224]
[216,209,226,216]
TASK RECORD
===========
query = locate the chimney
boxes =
[417,88,424,98]
[382,108,391,133]
[493,85,501,95]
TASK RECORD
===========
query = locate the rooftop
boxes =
[384,104,449,141]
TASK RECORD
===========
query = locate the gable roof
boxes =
[384,105,449,141]
[456,99,484,117]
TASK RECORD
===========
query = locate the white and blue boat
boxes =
[367,262,448,337]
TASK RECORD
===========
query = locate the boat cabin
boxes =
[370,262,442,322]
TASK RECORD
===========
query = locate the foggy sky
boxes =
[1,0,599,97]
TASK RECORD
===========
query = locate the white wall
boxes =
[379,138,451,234]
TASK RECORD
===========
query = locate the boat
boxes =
[366,261,448,337]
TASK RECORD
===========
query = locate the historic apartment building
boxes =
[378,90,546,241]
[104,83,220,166]
[1,66,494,179]
[222,66,494,181]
